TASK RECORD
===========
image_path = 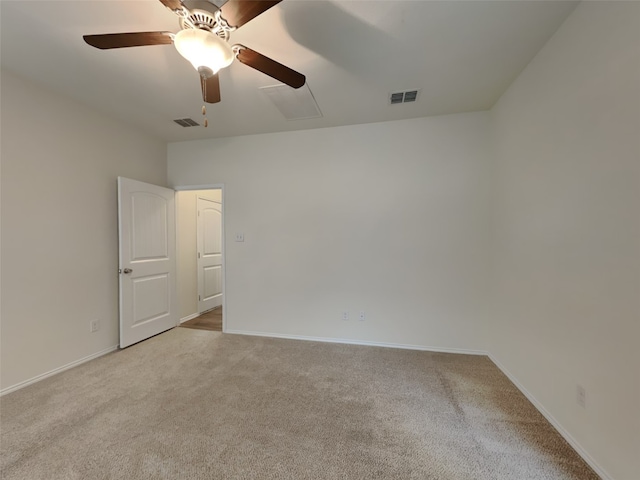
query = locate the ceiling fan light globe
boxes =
[174,28,234,76]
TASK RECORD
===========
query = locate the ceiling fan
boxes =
[83,0,306,105]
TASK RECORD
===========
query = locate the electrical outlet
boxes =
[90,319,100,333]
[576,384,586,408]
[358,311,366,321]
[235,233,244,242]
[341,311,349,321]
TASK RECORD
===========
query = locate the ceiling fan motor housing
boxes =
[180,9,232,41]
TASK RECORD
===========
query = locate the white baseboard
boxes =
[0,345,118,396]
[225,329,488,356]
[179,312,201,324]
[488,354,612,480]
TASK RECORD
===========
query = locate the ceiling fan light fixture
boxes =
[174,28,234,77]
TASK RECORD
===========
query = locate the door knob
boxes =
[123,268,133,274]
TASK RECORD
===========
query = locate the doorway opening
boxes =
[175,186,224,332]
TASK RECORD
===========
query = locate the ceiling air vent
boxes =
[173,118,200,127]
[390,92,404,104]
[390,89,420,105]
[260,83,322,121]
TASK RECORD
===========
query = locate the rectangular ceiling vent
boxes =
[173,118,200,127]
[390,89,420,105]
[260,83,322,121]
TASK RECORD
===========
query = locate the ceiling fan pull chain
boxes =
[201,80,208,127]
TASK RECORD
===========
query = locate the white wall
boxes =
[176,189,222,320]
[0,70,167,391]
[169,112,493,352]
[490,2,640,479]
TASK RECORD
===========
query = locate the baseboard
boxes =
[0,345,119,396]
[225,329,488,356]
[179,312,200,324]
[488,354,612,480]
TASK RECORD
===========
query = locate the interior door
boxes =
[118,177,177,348]
[197,197,223,312]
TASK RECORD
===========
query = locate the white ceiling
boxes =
[0,0,578,142]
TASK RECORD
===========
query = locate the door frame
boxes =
[174,183,226,333]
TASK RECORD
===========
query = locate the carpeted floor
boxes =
[0,329,599,479]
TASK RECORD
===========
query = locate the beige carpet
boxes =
[1,329,598,479]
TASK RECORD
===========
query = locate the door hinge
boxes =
[198,295,201,301]
[198,252,201,259]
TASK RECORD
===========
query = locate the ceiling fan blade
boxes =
[201,74,221,104]
[236,47,305,88]
[220,0,281,28]
[158,0,184,13]
[83,32,173,50]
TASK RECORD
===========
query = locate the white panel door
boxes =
[118,177,177,348]
[197,197,222,312]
